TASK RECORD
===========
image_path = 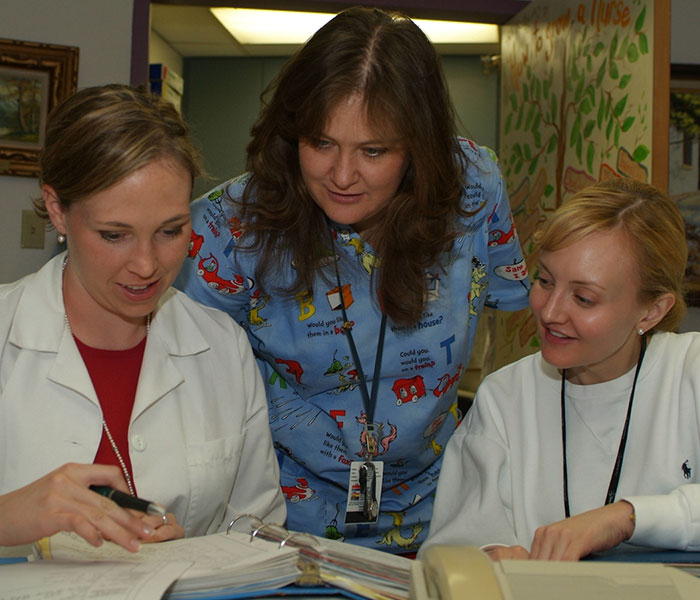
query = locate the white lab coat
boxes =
[0,254,286,537]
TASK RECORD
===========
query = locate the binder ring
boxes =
[226,513,263,536]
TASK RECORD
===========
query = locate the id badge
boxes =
[345,460,383,524]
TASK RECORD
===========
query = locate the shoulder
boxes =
[189,173,252,217]
[477,351,555,402]
[647,331,700,368]
[156,287,251,356]
[456,138,504,211]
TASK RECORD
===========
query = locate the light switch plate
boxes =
[21,209,45,249]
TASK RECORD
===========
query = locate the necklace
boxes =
[560,334,647,518]
[61,256,150,496]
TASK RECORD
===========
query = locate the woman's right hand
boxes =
[0,463,154,551]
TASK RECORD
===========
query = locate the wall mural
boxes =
[491,0,655,368]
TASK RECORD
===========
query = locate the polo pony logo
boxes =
[682,460,692,480]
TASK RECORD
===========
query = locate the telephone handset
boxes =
[410,545,504,600]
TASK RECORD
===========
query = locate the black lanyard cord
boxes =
[561,333,647,518]
[328,227,387,427]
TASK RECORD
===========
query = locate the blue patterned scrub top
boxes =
[175,139,529,553]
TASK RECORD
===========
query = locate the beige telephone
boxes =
[410,546,504,600]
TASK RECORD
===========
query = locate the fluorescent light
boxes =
[210,8,498,46]
[211,8,333,45]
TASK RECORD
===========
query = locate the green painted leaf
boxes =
[528,155,539,176]
[523,83,529,102]
[639,33,649,54]
[614,123,620,147]
[524,144,532,160]
[525,104,535,130]
[606,116,614,140]
[534,129,542,148]
[580,98,593,115]
[514,159,524,175]
[584,119,596,138]
[576,136,583,163]
[505,112,513,135]
[633,144,650,162]
[516,104,524,130]
[610,32,619,59]
[619,74,632,89]
[597,58,607,86]
[609,60,619,79]
[627,43,639,62]
[635,5,646,33]
[613,95,628,117]
[544,184,554,197]
[593,41,605,56]
[621,116,635,132]
[575,78,585,103]
[547,134,557,154]
[510,93,517,111]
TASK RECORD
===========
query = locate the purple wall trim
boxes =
[131,0,150,86]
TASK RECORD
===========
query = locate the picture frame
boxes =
[0,38,79,177]
[669,64,700,306]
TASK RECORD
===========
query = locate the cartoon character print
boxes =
[281,477,318,503]
[197,253,245,295]
[324,349,359,395]
[433,364,463,399]
[248,289,271,329]
[275,357,304,385]
[488,214,516,247]
[187,229,204,258]
[376,511,423,551]
[325,504,344,541]
[337,229,380,275]
[423,411,448,456]
[392,375,426,406]
[468,256,488,317]
[355,411,397,458]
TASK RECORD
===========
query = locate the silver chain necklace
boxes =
[61,256,150,497]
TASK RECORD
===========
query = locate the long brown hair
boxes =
[239,7,468,325]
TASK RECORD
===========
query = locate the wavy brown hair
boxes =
[239,7,469,325]
[535,177,688,331]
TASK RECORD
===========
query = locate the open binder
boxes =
[34,515,412,600]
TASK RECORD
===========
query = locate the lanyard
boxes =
[560,334,647,518]
[329,228,387,455]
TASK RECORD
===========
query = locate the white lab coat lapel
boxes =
[9,254,100,408]
[130,287,210,419]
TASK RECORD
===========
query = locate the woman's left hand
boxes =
[139,512,184,542]
[528,501,635,561]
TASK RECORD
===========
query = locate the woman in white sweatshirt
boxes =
[424,177,700,561]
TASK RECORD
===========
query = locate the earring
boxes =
[638,328,645,336]
[57,233,66,244]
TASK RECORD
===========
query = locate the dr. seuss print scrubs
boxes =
[175,139,529,552]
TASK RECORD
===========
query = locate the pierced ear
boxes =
[638,293,676,333]
[42,185,66,234]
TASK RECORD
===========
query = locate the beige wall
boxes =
[0,0,134,283]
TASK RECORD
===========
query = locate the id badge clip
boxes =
[345,460,383,525]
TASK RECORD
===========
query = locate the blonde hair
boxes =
[35,84,201,217]
[534,178,687,331]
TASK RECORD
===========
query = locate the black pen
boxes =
[90,485,166,517]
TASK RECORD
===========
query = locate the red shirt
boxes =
[74,335,146,493]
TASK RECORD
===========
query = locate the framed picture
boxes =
[669,65,700,305]
[0,38,79,177]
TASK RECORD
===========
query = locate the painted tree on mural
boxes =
[501,4,650,211]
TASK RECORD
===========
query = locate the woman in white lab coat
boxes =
[0,85,285,553]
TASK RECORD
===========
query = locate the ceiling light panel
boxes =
[210,8,499,46]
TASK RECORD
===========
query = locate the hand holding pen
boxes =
[0,463,154,551]
[88,484,183,543]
